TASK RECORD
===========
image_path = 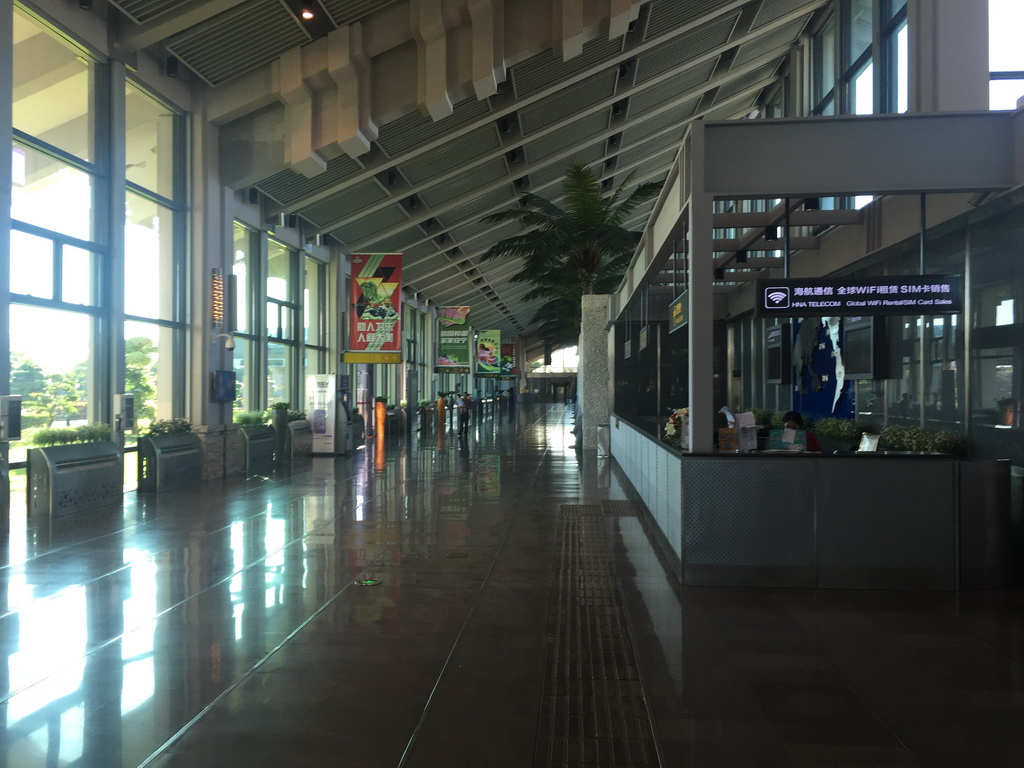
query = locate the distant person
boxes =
[782,410,822,453]
[457,392,471,437]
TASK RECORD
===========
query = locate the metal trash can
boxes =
[597,424,610,458]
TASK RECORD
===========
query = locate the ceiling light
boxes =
[301,8,315,19]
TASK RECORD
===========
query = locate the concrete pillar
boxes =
[908,0,989,113]
[688,123,714,453]
[579,294,611,450]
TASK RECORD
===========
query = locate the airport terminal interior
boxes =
[2,0,1024,766]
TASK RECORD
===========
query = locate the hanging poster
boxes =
[436,306,472,373]
[345,253,402,364]
[437,306,471,327]
[476,330,501,376]
[499,344,517,378]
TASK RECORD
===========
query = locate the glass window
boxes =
[7,305,95,463]
[843,0,873,70]
[895,22,908,113]
[12,6,96,161]
[125,321,176,425]
[10,229,54,298]
[125,82,177,200]
[304,257,323,346]
[267,240,293,302]
[11,141,94,241]
[232,337,254,413]
[61,245,95,306]
[989,0,1024,72]
[233,223,255,333]
[812,16,837,109]
[990,80,1024,110]
[266,341,293,405]
[125,192,176,320]
[972,347,1014,426]
[851,61,874,114]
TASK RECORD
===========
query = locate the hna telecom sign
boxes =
[756,275,961,317]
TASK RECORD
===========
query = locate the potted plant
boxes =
[809,418,873,452]
[137,418,202,494]
[27,423,121,517]
[234,410,275,472]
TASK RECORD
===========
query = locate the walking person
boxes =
[456,392,470,437]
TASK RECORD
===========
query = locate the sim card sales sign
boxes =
[756,275,961,317]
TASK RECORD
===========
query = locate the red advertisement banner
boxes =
[349,254,402,354]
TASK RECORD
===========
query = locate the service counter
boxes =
[609,417,1012,591]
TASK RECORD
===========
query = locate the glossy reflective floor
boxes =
[2,404,1023,767]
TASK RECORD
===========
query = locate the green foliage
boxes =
[749,409,777,428]
[810,418,873,448]
[234,411,268,426]
[125,336,158,422]
[374,396,388,404]
[30,422,112,446]
[418,399,431,407]
[286,410,306,422]
[878,425,967,455]
[141,418,192,436]
[481,161,662,348]
[270,401,290,410]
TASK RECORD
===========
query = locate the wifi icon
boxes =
[764,287,790,308]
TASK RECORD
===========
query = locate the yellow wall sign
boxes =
[343,352,402,364]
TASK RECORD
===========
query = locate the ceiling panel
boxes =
[511,36,624,100]
[635,12,739,85]
[401,127,503,186]
[377,98,493,157]
[518,71,619,135]
[166,0,308,86]
[733,18,810,67]
[644,0,738,39]
[257,155,364,207]
[297,180,390,229]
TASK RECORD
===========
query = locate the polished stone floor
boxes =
[1,403,1022,767]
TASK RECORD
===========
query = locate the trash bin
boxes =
[597,424,610,458]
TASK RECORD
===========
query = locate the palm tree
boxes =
[481,161,662,347]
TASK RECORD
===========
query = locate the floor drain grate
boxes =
[533,505,659,766]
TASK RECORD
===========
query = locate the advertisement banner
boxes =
[305,374,335,454]
[499,344,517,377]
[476,330,501,375]
[348,253,402,359]
[436,326,472,373]
[437,306,471,327]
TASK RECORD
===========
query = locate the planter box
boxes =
[240,425,276,474]
[28,442,123,518]
[137,433,203,493]
[286,420,313,460]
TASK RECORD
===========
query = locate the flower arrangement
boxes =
[663,407,689,450]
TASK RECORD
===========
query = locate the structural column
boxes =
[579,294,611,450]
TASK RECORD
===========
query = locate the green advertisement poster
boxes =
[436,326,471,373]
[476,330,501,375]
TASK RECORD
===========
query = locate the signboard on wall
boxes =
[669,292,688,333]
[345,253,402,363]
[436,326,471,373]
[756,275,962,317]
[437,306,471,327]
[476,330,501,376]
